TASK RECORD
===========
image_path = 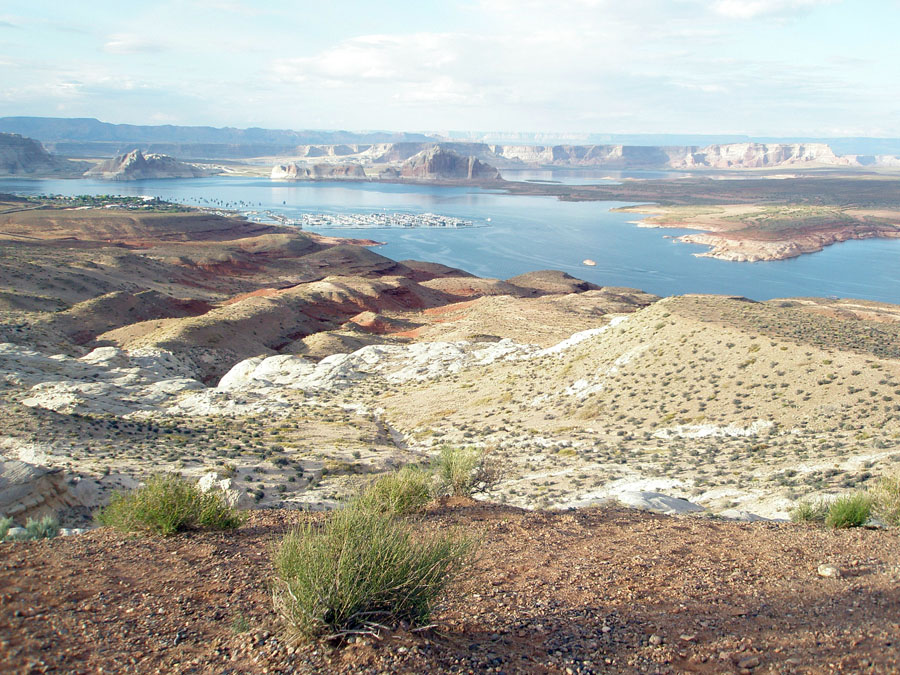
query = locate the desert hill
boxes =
[1,196,899,525]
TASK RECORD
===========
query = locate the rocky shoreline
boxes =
[619,204,900,262]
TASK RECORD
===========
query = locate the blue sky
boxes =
[1,0,898,136]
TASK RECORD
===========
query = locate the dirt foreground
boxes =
[2,501,900,674]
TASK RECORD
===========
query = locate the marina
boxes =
[242,211,482,229]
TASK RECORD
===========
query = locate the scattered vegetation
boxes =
[272,501,475,641]
[96,473,244,536]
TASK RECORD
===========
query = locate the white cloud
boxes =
[710,0,836,19]
[273,33,468,86]
[103,33,167,54]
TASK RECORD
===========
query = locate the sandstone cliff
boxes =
[0,133,86,176]
[265,141,900,172]
[668,142,852,169]
[388,146,503,181]
[271,162,367,180]
[83,149,210,180]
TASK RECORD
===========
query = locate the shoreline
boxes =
[4,172,900,264]
[614,203,900,262]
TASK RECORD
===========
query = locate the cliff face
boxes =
[83,149,210,180]
[392,146,503,181]
[272,141,880,171]
[668,143,852,169]
[489,142,859,169]
[271,163,367,180]
[0,133,85,176]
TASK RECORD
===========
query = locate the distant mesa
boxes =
[271,162,367,181]
[0,132,86,176]
[273,141,900,173]
[83,149,210,181]
[271,146,505,184]
[387,145,504,182]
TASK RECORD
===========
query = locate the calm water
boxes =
[2,176,899,303]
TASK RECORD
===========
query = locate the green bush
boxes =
[5,515,59,542]
[871,474,900,526]
[0,516,12,541]
[272,503,475,641]
[825,493,873,529]
[789,498,829,523]
[433,446,502,497]
[354,465,433,516]
[97,473,244,536]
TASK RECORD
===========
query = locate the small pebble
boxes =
[817,564,842,578]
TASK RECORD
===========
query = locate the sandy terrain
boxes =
[3,503,900,674]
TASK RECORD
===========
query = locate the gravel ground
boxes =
[3,502,900,674]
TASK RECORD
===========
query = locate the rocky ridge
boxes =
[271,141,900,172]
[83,149,211,180]
[0,133,86,176]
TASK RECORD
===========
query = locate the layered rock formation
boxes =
[83,149,210,180]
[0,458,95,524]
[0,132,85,176]
[387,146,503,181]
[271,141,900,172]
[271,162,367,180]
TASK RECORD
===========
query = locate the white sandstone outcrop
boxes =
[1,343,204,416]
[653,420,774,439]
[197,471,252,509]
[616,491,707,515]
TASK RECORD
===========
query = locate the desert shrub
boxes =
[272,503,475,641]
[790,498,829,523]
[0,516,12,541]
[433,446,502,497]
[5,515,59,541]
[871,474,900,526]
[354,465,433,516]
[825,493,873,529]
[97,473,244,536]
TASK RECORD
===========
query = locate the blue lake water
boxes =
[2,175,899,303]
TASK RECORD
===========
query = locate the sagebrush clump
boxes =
[353,465,434,515]
[0,516,12,541]
[2,515,59,542]
[825,493,873,529]
[790,498,830,524]
[97,473,244,536]
[433,446,502,497]
[272,502,475,641]
[871,474,900,526]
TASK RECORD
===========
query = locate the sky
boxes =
[1,0,898,136]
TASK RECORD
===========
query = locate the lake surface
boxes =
[2,175,900,303]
